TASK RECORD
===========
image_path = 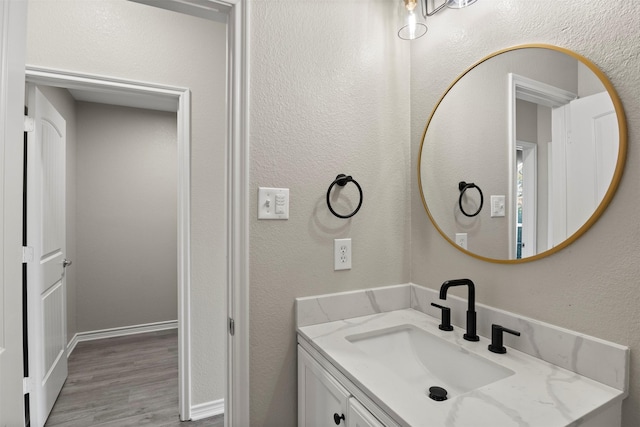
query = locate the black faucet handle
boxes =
[430,303,454,331]
[488,324,521,354]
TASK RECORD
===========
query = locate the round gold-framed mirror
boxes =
[418,44,627,263]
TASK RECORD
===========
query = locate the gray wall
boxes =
[411,1,640,426]
[26,0,227,406]
[516,99,538,142]
[29,90,177,346]
[75,102,177,332]
[579,61,607,97]
[36,86,77,344]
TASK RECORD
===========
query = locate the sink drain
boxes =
[428,386,448,401]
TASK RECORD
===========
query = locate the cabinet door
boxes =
[298,346,350,426]
[347,397,385,427]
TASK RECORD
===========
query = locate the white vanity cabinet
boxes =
[347,398,385,427]
[298,345,349,426]
[298,345,389,427]
[297,287,629,427]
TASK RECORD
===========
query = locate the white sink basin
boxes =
[346,324,514,398]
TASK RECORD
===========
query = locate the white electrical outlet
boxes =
[455,233,468,249]
[334,238,352,271]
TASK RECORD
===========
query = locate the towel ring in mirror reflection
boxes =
[458,181,483,217]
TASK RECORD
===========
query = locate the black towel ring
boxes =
[326,174,363,219]
[458,181,483,217]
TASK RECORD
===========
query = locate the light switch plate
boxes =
[491,195,506,217]
[258,187,289,219]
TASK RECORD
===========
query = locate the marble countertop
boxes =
[298,308,625,427]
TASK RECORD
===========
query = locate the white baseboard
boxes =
[66,320,178,357]
[190,398,225,421]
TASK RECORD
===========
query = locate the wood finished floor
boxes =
[45,330,224,427]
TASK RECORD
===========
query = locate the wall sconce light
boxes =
[398,0,478,40]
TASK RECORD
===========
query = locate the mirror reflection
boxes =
[419,45,626,262]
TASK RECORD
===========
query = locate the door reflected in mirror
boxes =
[418,45,627,263]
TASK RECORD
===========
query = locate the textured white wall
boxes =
[75,102,177,332]
[24,1,640,425]
[26,0,227,405]
[411,1,640,426]
[249,0,410,425]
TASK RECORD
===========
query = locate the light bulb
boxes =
[408,10,417,39]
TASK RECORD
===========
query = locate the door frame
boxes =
[2,0,249,424]
[133,1,251,425]
[26,67,194,419]
[0,1,28,425]
[508,73,576,259]
[221,2,250,426]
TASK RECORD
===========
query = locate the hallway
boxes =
[44,330,224,426]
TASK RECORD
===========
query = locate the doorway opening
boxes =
[8,1,248,425]
[24,68,192,425]
[508,73,576,260]
[515,140,537,259]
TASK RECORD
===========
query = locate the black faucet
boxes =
[430,303,454,331]
[488,324,521,354]
[439,279,479,342]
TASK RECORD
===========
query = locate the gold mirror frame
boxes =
[417,44,628,264]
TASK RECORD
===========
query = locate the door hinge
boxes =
[24,116,35,133]
[22,246,34,263]
[228,317,235,336]
[23,377,33,395]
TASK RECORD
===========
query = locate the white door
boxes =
[566,90,617,233]
[26,85,68,427]
[550,91,616,243]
